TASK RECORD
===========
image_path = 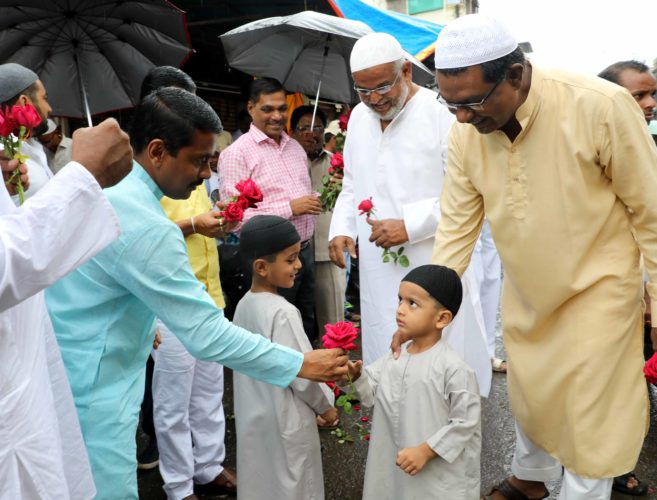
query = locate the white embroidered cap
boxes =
[350,32,405,73]
[434,14,517,70]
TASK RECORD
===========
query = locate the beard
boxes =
[364,82,410,122]
[32,107,48,136]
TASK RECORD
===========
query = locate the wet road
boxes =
[138,340,657,499]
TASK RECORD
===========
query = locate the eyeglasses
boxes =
[296,125,325,133]
[437,77,504,113]
[354,72,401,97]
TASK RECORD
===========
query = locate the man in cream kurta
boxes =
[329,33,491,395]
[430,14,657,499]
[0,118,132,499]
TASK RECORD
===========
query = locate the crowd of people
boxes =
[2,10,657,500]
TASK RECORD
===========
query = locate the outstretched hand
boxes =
[298,348,349,382]
[1,157,29,195]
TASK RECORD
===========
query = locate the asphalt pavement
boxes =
[138,339,657,500]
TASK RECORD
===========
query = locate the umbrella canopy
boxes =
[0,0,193,122]
[220,10,434,104]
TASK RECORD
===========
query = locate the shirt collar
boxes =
[248,123,291,147]
[133,160,164,200]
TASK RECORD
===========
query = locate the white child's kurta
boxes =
[329,87,491,396]
[233,291,335,500]
[354,340,481,500]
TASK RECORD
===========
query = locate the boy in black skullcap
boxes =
[232,215,338,500]
[345,264,482,499]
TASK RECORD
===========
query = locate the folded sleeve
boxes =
[0,162,120,311]
[113,223,303,388]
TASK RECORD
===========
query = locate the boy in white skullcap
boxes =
[421,12,657,500]
[345,265,481,500]
[329,30,492,399]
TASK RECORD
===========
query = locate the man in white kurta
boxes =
[0,118,132,499]
[328,33,491,395]
[233,293,334,500]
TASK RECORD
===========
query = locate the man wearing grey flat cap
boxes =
[0,61,133,499]
[0,63,56,202]
[392,12,657,500]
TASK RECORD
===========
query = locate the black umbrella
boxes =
[0,0,193,124]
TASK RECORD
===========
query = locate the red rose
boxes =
[0,108,15,137]
[644,353,657,384]
[364,434,370,441]
[360,416,369,422]
[338,110,351,132]
[358,197,374,217]
[235,178,263,207]
[11,104,41,129]
[353,405,361,411]
[330,152,344,169]
[328,166,335,175]
[236,195,249,210]
[322,321,358,351]
[222,201,244,222]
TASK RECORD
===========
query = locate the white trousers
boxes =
[473,220,502,357]
[152,319,226,500]
[512,422,613,500]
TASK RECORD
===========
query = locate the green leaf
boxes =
[343,435,354,442]
[338,439,345,444]
[336,394,348,407]
[382,255,390,263]
[397,246,404,255]
[343,402,352,414]
[399,255,410,268]
[345,301,353,310]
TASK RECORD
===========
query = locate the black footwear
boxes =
[613,472,648,496]
[137,439,159,470]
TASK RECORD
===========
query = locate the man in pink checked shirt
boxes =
[219,77,321,339]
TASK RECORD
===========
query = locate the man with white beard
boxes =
[328,33,491,394]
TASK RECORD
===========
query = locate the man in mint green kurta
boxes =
[45,88,345,500]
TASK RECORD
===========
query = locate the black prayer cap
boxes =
[0,63,38,103]
[240,215,301,261]
[402,264,463,316]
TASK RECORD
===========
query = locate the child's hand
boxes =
[396,443,438,476]
[347,360,363,381]
[319,407,339,426]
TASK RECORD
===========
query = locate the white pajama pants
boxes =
[512,422,613,500]
[152,319,226,500]
[473,219,502,357]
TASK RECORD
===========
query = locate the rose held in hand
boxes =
[358,197,374,217]
[11,104,41,129]
[223,202,244,221]
[235,178,263,207]
[322,321,358,351]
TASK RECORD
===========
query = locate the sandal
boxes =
[482,478,549,500]
[613,472,648,496]
[195,467,237,495]
[492,357,508,373]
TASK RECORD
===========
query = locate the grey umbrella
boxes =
[0,0,192,125]
[220,10,435,105]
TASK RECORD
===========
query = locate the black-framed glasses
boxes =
[437,77,504,113]
[296,125,325,133]
[354,72,401,97]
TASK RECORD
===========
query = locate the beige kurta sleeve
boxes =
[598,89,657,318]
[272,309,335,414]
[431,128,485,276]
[350,355,385,407]
[424,365,481,464]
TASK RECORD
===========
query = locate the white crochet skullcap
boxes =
[350,32,405,73]
[434,14,517,69]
